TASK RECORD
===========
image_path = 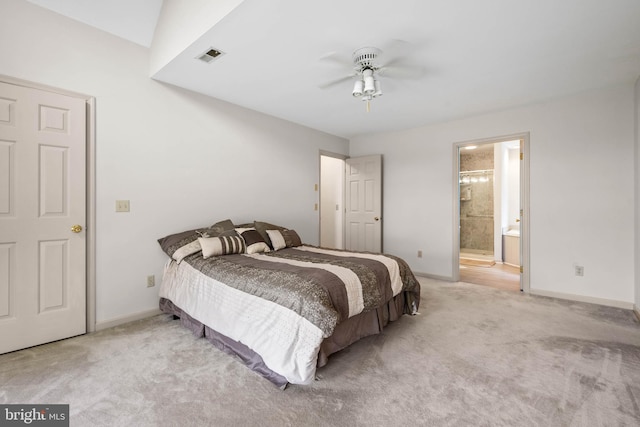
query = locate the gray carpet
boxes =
[1,277,639,426]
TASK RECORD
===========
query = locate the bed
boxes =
[157,219,420,388]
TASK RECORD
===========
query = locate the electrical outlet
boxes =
[116,200,130,212]
[574,265,584,276]
[146,275,155,287]
[417,250,423,258]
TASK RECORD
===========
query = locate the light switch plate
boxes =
[116,200,130,212]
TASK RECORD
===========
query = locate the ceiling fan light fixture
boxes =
[362,69,375,95]
[363,77,375,95]
[352,80,364,97]
[373,80,382,97]
[321,42,424,112]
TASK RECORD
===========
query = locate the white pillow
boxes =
[266,230,287,251]
[172,240,202,264]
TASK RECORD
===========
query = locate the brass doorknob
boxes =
[374,217,380,221]
[71,225,83,233]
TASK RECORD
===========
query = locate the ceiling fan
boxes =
[319,41,425,111]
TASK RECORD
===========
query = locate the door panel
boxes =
[40,145,68,216]
[0,81,86,354]
[39,240,68,313]
[0,140,14,215]
[0,243,14,318]
[345,154,382,252]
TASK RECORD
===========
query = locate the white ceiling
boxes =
[27,0,163,47]
[28,0,640,139]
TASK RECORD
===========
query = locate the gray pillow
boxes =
[254,221,287,249]
[208,219,235,235]
[266,229,302,250]
[158,219,236,262]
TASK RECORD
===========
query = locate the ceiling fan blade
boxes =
[318,74,355,89]
[378,61,426,79]
[380,39,414,57]
[318,51,353,69]
[373,37,427,79]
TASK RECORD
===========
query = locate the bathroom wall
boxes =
[460,146,495,253]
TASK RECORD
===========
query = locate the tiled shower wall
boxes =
[460,146,494,253]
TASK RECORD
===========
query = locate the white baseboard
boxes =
[413,271,454,282]
[397,271,635,312]
[530,289,634,310]
[95,308,162,332]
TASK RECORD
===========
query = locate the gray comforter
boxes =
[182,246,420,337]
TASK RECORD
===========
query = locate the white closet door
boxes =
[0,81,86,354]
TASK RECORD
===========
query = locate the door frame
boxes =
[318,150,347,248]
[1,74,97,332]
[452,132,530,293]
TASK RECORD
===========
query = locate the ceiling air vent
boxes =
[197,48,224,64]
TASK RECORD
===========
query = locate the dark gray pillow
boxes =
[282,229,302,247]
[235,227,270,254]
[208,219,235,235]
[254,221,287,249]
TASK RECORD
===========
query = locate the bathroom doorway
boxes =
[453,135,529,292]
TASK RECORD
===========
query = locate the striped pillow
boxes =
[198,235,245,259]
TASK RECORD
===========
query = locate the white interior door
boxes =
[0,81,86,354]
[345,154,382,252]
